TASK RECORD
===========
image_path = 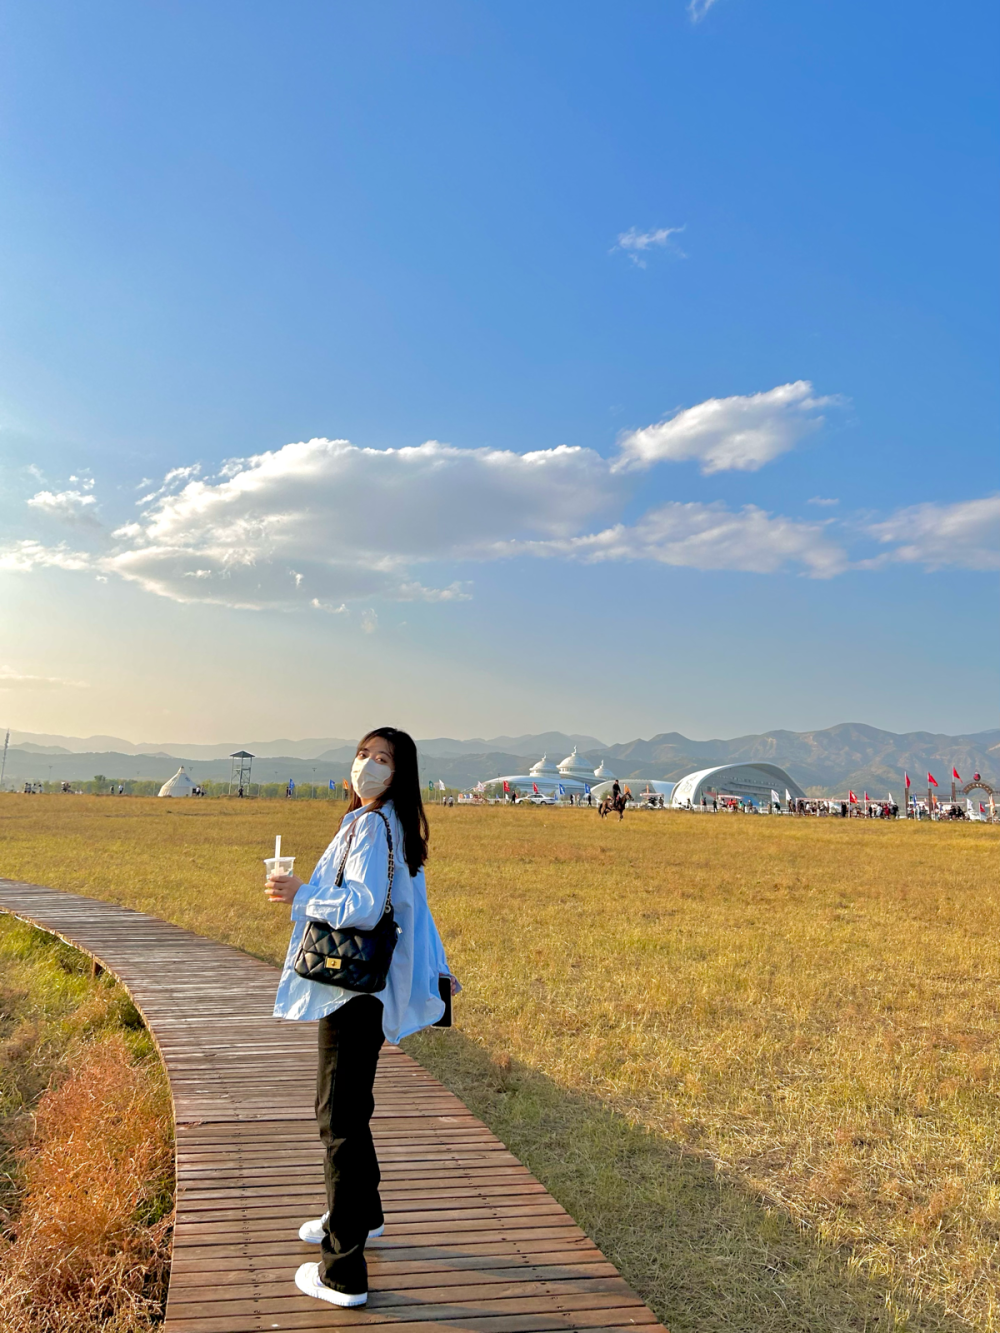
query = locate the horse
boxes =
[598,792,627,821]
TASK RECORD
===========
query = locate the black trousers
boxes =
[315,995,385,1294]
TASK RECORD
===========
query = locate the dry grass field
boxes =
[0,793,997,1332]
[0,915,173,1331]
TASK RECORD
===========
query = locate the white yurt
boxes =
[158,766,196,797]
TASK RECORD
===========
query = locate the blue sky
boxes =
[1,0,997,744]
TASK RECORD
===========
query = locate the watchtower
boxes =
[229,750,254,797]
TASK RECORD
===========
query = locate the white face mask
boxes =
[351,754,393,801]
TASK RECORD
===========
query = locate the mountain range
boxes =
[3,724,997,797]
[7,729,606,761]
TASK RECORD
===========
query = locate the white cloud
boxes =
[867,496,1000,571]
[613,226,686,267]
[507,502,847,578]
[137,464,201,507]
[808,496,839,507]
[26,488,100,527]
[4,418,995,609]
[0,540,94,573]
[688,0,719,20]
[394,581,472,602]
[361,609,378,634]
[0,667,88,690]
[615,381,836,474]
[87,437,618,609]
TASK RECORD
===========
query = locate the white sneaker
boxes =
[298,1212,384,1244]
[294,1260,367,1308]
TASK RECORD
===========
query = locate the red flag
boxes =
[532,782,539,794]
[952,767,961,781]
[848,790,858,804]
[927,772,938,787]
[981,803,986,814]
[864,791,869,802]
[904,772,910,789]
[502,780,509,793]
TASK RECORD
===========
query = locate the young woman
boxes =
[266,727,456,1309]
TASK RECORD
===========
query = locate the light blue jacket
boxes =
[272,801,449,1043]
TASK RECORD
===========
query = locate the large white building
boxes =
[484,752,806,809]
[670,763,806,808]
[486,748,606,798]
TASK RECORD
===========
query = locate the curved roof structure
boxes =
[557,747,596,778]
[158,766,196,798]
[592,760,617,781]
[529,755,560,777]
[670,763,806,808]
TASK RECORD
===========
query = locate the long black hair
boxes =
[342,726,429,875]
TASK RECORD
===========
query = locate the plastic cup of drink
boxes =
[264,856,296,898]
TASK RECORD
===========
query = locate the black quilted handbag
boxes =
[293,810,401,993]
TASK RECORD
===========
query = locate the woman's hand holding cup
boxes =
[266,873,303,904]
[264,855,301,903]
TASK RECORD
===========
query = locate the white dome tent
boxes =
[158,766,196,798]
[670,763,805,809]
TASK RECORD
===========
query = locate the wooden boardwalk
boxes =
[0,880,667,1333]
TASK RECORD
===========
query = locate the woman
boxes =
[267,726,456,1309]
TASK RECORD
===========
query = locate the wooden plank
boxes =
[166,1261,620,1290]
[0,879,668,1333]
[165,1282,642,1319]
[168,1250,613,1280]
[161,1308,661,1333]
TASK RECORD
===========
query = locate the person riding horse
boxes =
[599,784,628,821]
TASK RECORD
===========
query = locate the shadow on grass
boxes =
[404,1027,972,1333]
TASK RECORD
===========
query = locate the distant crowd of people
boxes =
[784,798,899,819]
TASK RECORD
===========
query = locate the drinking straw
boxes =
[275,835,281,860]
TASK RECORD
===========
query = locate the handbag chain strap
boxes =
[334,809,395,916]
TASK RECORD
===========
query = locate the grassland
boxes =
[0,793,997,1332]
[0,914,173,1331]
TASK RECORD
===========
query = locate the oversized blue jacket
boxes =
[273,801,449,1042]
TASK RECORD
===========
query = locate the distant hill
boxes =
[596,723,1000,797]
[413,732,607,758]
[316,733,607,762]
[3,723,996,797]
[7,729,601,762]
[7,731,356,760]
